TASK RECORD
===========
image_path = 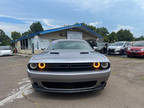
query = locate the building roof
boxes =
[11,23,102,43]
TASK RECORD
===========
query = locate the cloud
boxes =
[0,14,56,27]
[133,0,144,9]
[0,14,58,36]
[58,0,123,12]
[40,18,58,28]
[0,22,29,37]
[89,21,102,27]
[115,25,134,32]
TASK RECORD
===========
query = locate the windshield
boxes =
[133,41,144,47]
[97,43,105,46]
[0,46,11,50]
[49,41,92,50]
[111,42,125,46]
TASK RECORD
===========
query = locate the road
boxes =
[0,55,144,108]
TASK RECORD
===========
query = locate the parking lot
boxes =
[0,55,144,108]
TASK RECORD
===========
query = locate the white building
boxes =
[12,23,102,54]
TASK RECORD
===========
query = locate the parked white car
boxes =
[0,46,13,56]
[108,41,131,55]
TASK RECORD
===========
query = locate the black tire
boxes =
[127,55,132,58]
[120,50,125,55]
[107,52,110,55]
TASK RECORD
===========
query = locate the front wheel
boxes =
[127,55,132,58]
[120,50,125,55]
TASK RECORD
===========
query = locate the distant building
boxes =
[12,23,103,54]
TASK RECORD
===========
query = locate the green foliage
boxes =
[11,31,21,40]
[116,29,134,41]
[30,21,44,33]
[78,23,136,42]
[78,23,109,42]
[108,32,118,43]
[95,27,109,37]
[1,21,143,46]
[80,23,97,32]
[21,21,43,36]
[22,30,32,36]
[0,29,11,46]
[134,36,144,41]
[80,23,109,37]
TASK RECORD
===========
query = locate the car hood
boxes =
[29,49,109,63]
[129,46,144,50]
[108,46,123,49]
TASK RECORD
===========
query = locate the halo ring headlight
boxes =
[38,63,46,69]
[93,62,100,69]
[29,63,37,69]
[101,62,109,69]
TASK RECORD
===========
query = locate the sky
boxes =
[0,0,144,37]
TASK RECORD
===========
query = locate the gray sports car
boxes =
[27,39,111,93]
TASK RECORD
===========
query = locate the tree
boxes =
[95,27,109,37]
[30,21,44,33]
[80,23,109,37]
[116,29,134,41]
[11,31,21,40]
[80,23,97,31]
[108,32,118,43]
[78,23,109,42]
[134,36,144,41]
[0,29,11,46]
[22,30,32,36]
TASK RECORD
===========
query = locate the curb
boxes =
[14,53,32,57]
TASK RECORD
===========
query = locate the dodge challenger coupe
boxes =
[27,39,111,93]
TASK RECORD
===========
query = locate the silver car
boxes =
[27,39,111,93]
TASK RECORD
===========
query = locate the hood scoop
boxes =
[50,52,59,54]
[80,52,89,54]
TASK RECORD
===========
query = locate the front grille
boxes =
[41,81,97,89]
[46,63,69,69]
[44,63,93,71]
[70,63,92,68]
[28,63,110,71]
[131,49,140,52]
[108,49,115,53]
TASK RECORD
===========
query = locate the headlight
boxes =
[101,62,109,69]
[115,48,121,51]
[127,47,131,51]
[29,63,37,69]
[93,62,100,69]
[140,48,144,51]
[38,63,46,69]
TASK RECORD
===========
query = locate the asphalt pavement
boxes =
[0,55,144,108]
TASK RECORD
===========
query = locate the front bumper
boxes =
[32,82,106,93]
[108,49,122,54]
[0,52,13,56]
[127,51,144,57]
[27,69,111,93]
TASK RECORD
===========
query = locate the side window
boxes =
[125,43,130,47]
[126,43,130,46]
[125,43,127,47]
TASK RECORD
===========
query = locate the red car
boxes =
[126,41,144,57]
